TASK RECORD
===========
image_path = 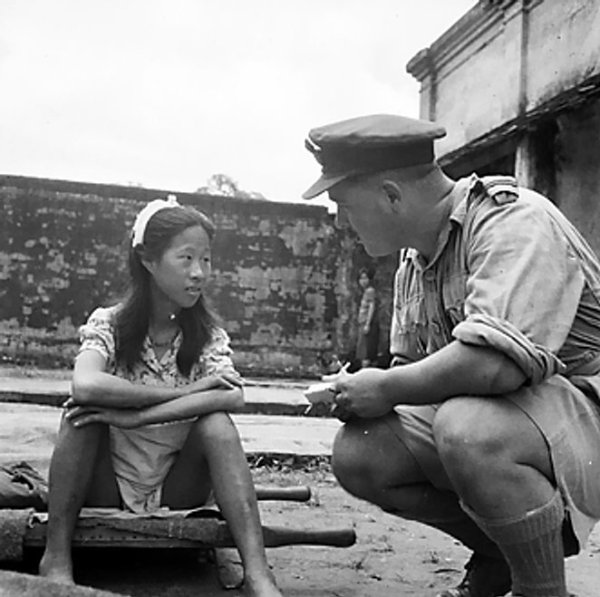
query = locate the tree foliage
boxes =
[197,173,265,199]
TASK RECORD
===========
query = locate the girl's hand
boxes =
[186,373,245,394]
[65,405,142,429]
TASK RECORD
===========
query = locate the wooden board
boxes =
[24,516,356,550]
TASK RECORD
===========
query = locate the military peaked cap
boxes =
[302,114,446,199]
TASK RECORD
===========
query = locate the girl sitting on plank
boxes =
[39,195,283,597]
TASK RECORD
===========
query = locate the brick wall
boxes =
[0,175,395,377]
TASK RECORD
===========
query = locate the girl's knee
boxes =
[57,416,108,447]
[193,411,239,446]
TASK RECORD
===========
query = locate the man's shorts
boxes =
[384,374,600,548]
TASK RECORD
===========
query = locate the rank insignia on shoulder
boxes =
[481,175,519,204]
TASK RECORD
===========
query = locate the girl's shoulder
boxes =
[204,326,232,354]
[84,304,121,328]
[196,326,237,378]
[78,304,122,364]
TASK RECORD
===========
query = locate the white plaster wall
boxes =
[433,10,523,156]
[526,0,600,108]
[417,0,600,157]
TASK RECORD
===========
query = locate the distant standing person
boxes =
[39,195,283,597]
[356,268,379,369]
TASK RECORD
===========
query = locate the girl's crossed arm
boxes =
[69,349,242,409]
[65,386,245,429]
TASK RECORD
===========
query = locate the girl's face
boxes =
[144,225,212,311]
[359,272,370,288]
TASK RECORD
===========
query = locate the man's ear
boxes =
[381,180,402,205]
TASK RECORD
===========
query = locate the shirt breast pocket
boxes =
[441,272,467,329]
[392,295,428,358]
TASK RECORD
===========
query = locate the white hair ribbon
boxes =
[131,194,180,247]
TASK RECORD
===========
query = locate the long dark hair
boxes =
[115,204,218,376]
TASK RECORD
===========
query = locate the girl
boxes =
[39,195,283,597]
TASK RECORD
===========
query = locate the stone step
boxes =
[0,376,322,417]
[0,403,342,480]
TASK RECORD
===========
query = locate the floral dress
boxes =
[78,305,238,513]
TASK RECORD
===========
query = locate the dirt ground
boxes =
[1,365,598,596]
[6,467,599,597]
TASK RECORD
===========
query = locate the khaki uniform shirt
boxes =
[389,175,600,544]
[390,174,600,381]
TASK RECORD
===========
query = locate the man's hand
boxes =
[65,405,142,429]
[324,367,394,421]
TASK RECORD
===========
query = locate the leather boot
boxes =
[436,552,511,597]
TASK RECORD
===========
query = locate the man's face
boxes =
[328,177,405,257]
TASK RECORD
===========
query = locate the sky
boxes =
[0,0,476,208]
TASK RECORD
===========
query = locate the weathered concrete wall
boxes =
[552,102,600,256]
[0,175,395,376]
[408,0,600,157]
[514,100,600,256]
[408,0,600,258]
[408,1,523,155]
[526,0,600,109]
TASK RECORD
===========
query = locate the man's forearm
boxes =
[381,341,526,406]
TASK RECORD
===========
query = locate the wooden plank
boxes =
[24,517,356,550]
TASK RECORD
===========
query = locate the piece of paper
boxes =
[303,382,335,404]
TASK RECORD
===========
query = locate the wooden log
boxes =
[255,485,311,501]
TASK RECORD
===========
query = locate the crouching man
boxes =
[302,113,600,597]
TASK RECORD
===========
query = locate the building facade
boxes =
[407,0,600,254]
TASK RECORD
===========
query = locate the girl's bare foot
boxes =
[38,552,75,585]
[244,571,283,597]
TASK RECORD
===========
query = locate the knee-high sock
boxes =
[463,490,566,597]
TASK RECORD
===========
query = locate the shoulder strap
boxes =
[479,175,519,205]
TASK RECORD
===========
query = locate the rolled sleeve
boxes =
[455,194,585,384]
[78,307,116,363]
[453,314,565,383]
